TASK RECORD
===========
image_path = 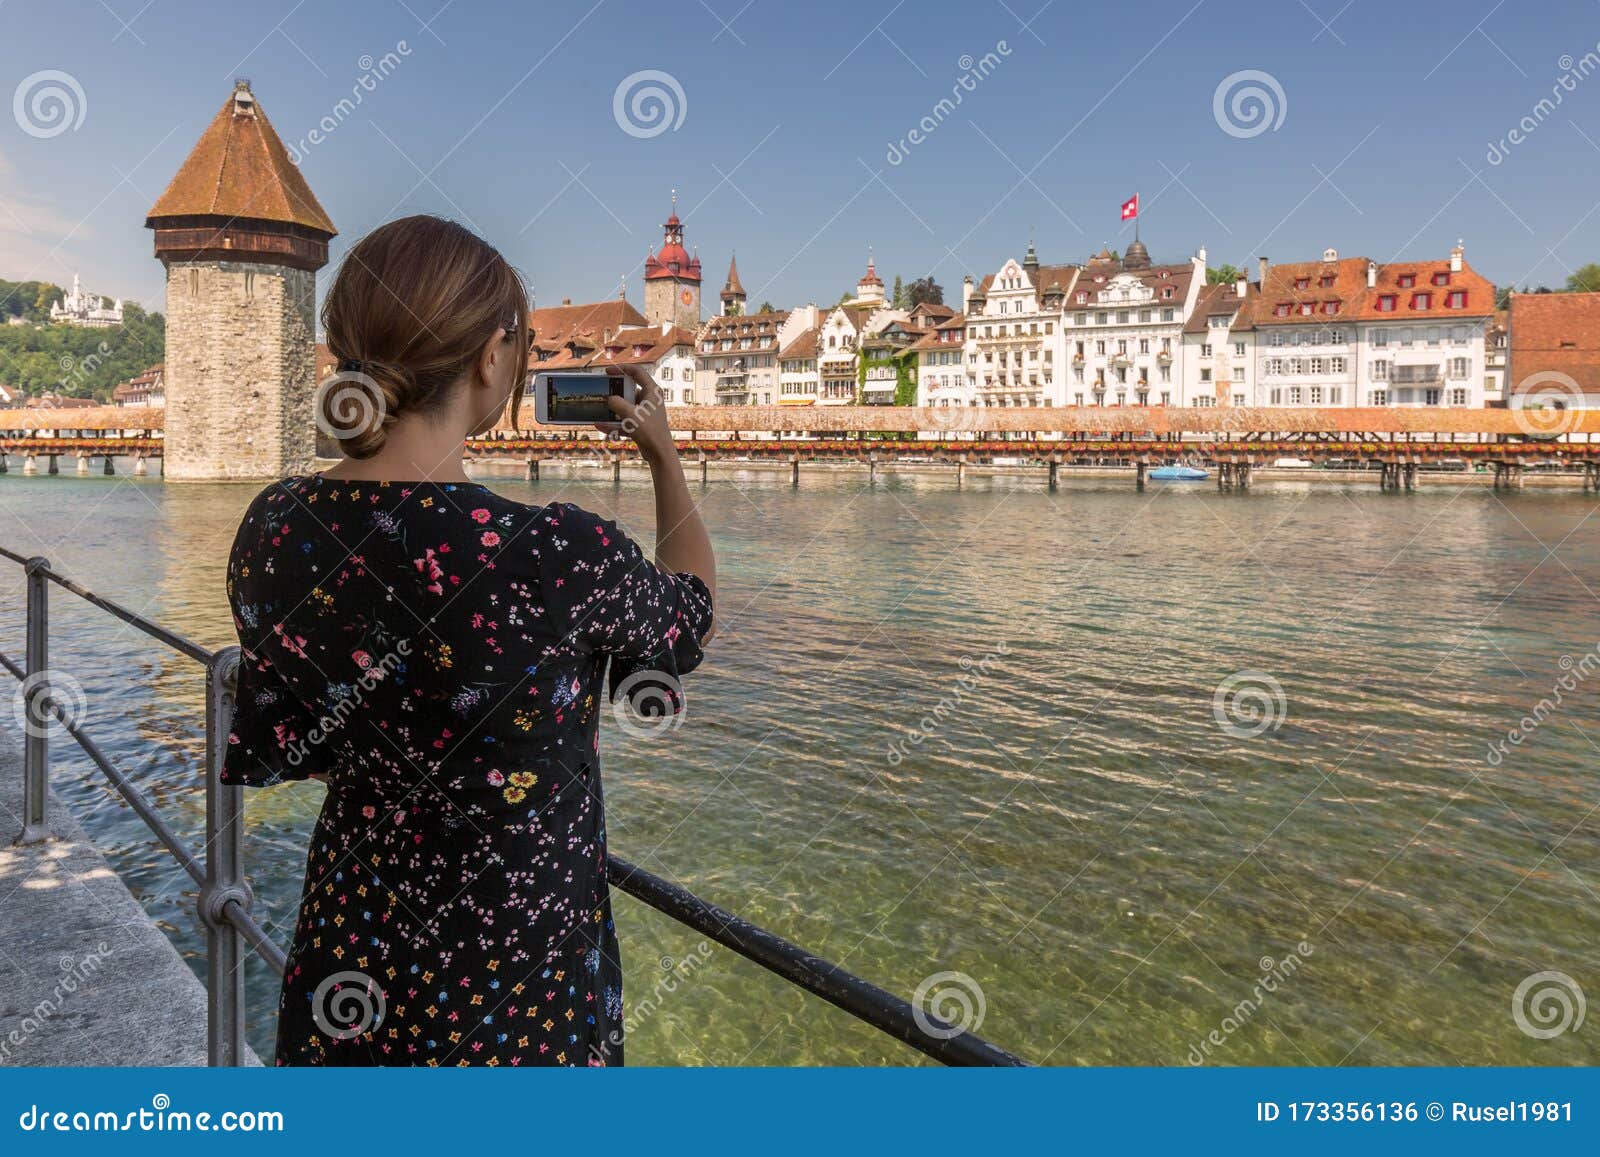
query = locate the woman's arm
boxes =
[606,366,717,634]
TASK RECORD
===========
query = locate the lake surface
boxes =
[1,465,1596,1065]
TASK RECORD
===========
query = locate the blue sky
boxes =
[4,0,1599,314]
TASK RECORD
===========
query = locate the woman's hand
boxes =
[599,364,678,465]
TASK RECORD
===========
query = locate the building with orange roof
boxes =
[694,306,791,406]
[778,307,824,405]
[111,364,164,409]
[967,240,1078,408]
[642,194,702,331]
[912,314,969,408]
[146,80,335,478]
[1507,291,1600,410]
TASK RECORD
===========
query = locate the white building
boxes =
[50,274,123,328]
[964,242,1074,407]
[695,309,788,405]
[1355,245,1494,408]
[1061,242,1204,408]
[1180,274,1258,407]
[912,314,970,407]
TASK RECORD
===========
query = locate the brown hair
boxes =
[319,215,530,458]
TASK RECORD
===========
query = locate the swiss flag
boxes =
[1121,194,1139,221]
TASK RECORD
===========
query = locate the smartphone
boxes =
[530,370,629,425]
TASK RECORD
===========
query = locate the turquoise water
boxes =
[1,465,1596,1065]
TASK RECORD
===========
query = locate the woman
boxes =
[221,215,715,1067]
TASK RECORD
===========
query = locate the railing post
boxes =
[201,645,252,1066]
[18,556,50,844]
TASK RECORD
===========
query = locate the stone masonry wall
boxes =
[162,260,317,480]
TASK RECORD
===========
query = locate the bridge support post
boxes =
[791,455,800,488]
[699,452,708,487]
[1135,457,1147,490]
[0,454,7,474]
[46,454,58,476]
[133,455,148,477]
[612,455,621,483]
[868,453,877,487]
[527,458,539,482]
[956,458,965,489]
[18,556,51,845]
[76,453,89,475]
[103,456,115,476]
[1404,463,1417,491]
[22,454,37,475]
[1048,457,1059,492]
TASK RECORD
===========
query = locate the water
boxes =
[1,465,1596,1066]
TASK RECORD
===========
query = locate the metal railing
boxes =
[0,544,1028,1067]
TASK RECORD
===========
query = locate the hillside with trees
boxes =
[0,278,164,401]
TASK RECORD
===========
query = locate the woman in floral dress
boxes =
[221,216,716,1067]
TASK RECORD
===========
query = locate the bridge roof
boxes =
[0,405,164,431]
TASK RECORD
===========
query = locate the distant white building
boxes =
[777,305,823,406]
[112,364,165,408]
[50,274,123,328]
[966,242,1074,407]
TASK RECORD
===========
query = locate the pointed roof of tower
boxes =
[722,253,745,298]
[146,81,335,237]
[858,251,883,289]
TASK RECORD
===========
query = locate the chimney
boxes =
[1196,245,1207,267]
[1257,256,1269,286]
[1450,240,1464,272]
[1235,270,1248,299]
[962,274,974,313]
[1366,261,1377,288]
[562,297,572,306]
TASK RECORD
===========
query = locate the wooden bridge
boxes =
[4,404,1599,490]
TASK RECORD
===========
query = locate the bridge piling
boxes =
[699,452,708,487]
[956,458,965,489]
[47,454,58,476]
[527,458,539,482]
[1135,457,1147,490]
[612,454,621,483]
[133,455,148,477]
[77,453,89,475]
[791,455,800,488]
[22,454,37,475]
[103,455,115,476]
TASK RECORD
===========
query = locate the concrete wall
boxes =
[162,260,316,480]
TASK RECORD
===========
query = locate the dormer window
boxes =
[1411,292,1432,310]
[1275,303,1290,317]
[1076,291,1087,304]
[1299,303,1313,315]
[1377,294,1397,312]
[1294,277,1310,290]
[1162,287,1173,299]
[1319,275,1335,288]
[1397,273,1415,288]
[1324,300,1341,315]
[1432,271,1450,286]
[1446,290,1467,309]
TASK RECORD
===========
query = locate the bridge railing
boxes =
[0,544,1027,1068]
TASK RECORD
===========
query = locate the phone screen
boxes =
[542,374,622,424]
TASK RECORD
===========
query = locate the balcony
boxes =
[1390,365,1441,385]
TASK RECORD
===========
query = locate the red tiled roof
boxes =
[146,83,335,236]
[526,299,649,369]
[1254,257,1370,326]
[779,325,821,360]
[1509,291,1600,395]
[1184,280,1258,334]
[1351,258,1493,321]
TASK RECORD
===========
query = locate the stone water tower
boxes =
[145,80,336,480]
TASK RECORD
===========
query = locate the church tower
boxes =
[643,192,702,330]
[145,80,336,480]
[720,254,746,316]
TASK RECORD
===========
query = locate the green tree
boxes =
[891,274,907,309]
[1566,264,1600,293]
[907,276,944,307]
[757,300,776,314]
[1207,264,1242,285]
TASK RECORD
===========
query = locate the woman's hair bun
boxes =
[317,355,414,458]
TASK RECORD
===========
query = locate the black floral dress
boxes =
[221,475,713,1067]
